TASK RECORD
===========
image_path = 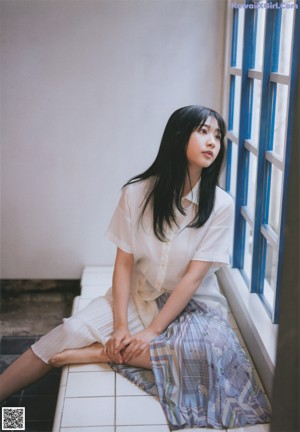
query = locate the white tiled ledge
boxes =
[52,266,271,432]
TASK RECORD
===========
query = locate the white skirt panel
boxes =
[31,294,145,363]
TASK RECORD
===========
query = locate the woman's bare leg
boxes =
[50,343,111,367]
[0,348,53,402]
[127,349,151,369]
[50,343,152,369]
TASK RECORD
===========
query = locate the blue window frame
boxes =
[226,0,299,323]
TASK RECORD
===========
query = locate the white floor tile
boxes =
[61,397,114,427]
[230,424,269,432]
[61,428,114,431]
[69,363,112,373]
[116,374,149,396]
[81,272,113,286]
[116,396,168,425]
[82,266,114,274]
[116,426,170,431]
[81,284,109,298]
[71,297,81,314]
[65,371,115,397]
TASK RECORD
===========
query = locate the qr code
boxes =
[2,407,25,430]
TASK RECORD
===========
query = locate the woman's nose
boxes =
[207,134,216,147]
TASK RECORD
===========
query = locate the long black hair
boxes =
[124,105,226,241]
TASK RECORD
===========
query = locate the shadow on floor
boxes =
[1,336,62,432]
[1,282,80,432]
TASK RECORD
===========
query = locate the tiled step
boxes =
[53,266,270,432]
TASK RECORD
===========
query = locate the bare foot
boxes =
[50,343,110,367]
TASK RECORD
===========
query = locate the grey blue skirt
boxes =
[111,293,271,430]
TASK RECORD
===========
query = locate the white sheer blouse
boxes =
[106,178,234,327]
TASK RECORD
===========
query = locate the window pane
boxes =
[277,2,295,74]
[233,75,242,135]
[268,165,283,234]
[230,142,238,198]
[263,241,278,310]
[246,152,257,218]
[250,79,262,146]
[273,83,289,158]
[254,8,266,70]
[236,8,245,69]
[244,220,253,282]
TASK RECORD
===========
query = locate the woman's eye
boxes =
[200,128,207,134]
[215,135,221,141]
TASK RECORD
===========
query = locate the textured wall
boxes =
[1,0,227,278]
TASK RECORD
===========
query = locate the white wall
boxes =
[0,0,227,279]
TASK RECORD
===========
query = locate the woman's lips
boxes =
[202,150,214,158]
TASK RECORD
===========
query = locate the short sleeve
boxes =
[192,195,234,267]
[105,186,133,253]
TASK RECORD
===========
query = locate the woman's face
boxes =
[186,116,221,177]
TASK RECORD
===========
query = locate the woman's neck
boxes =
[183,170,202,196]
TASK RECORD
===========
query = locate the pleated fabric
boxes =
[112,293,271,430]
[31,295,144,363]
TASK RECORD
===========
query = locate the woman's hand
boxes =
[121,328,159,363]
[105,327,131,364]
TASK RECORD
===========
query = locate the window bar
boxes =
[273,5,299,324]
[251,4,282,318]
[266,83,277,153]
[232,2,256,269]
[271,5,282,73]
[265,150,284,170]
[230,67,242,77]
[231,7,239,67]
[226,5,240,192]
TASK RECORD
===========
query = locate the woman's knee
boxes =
[60,317,85,340]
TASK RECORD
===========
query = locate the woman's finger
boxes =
[127,344,145,362]
[122,341,138,361]
[124,341,146,362]
[122,336,132,346]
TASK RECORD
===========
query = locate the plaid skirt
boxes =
[111,293,271,430]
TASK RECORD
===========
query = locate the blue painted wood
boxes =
[225,140,232,192]
[247,77,254,141]
[226,6,239,192]
[263,161,272,226]
[231,8,239,67]
[251,5,281,304]
[232,2,256,269]
[271,5,282,73]
[273,3,299,324]
[228,75,235,131]
[227,0,297,323]
[267,82,277,152]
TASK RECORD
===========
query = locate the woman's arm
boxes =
[122,260,212,362]
[149,260,212,334]
[105,247,134,361]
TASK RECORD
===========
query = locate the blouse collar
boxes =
[183,179,201,205]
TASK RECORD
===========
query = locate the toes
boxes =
[50,359,64,368]
[50,354,64,366]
